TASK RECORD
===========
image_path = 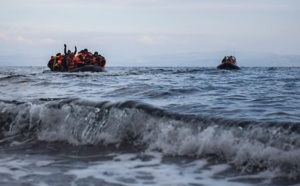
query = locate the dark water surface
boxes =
[0,66,300,186]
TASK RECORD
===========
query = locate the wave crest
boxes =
[1,99,300,178]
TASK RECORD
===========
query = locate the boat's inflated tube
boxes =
[217,62,240,70]
[69,65,106,72]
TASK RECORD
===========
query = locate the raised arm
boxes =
[64,44,67,55]
[74,46,77,55]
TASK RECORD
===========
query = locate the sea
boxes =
[0,66,300,186]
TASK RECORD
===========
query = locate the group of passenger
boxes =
[221,56,236,64]
[47,44,106,71]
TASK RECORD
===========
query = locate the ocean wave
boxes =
[0,74,27,81]
[0,98,300,178]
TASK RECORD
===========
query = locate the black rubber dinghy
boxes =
[217,62,240,70]
[69,65,106,72]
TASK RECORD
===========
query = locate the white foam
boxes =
[66,152,252,186]
[3,98,299,183]
[0,156,53,181]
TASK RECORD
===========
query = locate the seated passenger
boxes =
[231,56,236,64]
[47,56,54,70]
[221,56,226,63]
[83,48,93,65]
[229,56,233,63]
[91,52,101,66]
[50,53,64,71]
[99,54,106,68]
[73,50,85,68]
[91,52,106,68]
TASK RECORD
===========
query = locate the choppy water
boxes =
[0,66,300,186]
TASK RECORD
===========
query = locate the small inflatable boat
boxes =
[217,62,240,70]
[43,65,106,73]
[69,65,106,72]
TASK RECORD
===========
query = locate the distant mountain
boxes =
[1,51,299,67]
[235,52,300,67]
[125,51,300,67]
[0,54,46,66]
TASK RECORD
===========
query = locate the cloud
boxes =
[0,29,60,46]
[138,35,165,45]
[174,1,291,10]
[0,31,33,45]
[1,0,292,10]
[39,38,62,45]
[94,0,292,11]
[0,0,299,67]
[15,35,34,44]
[0,32,9,41]
[139,35,154,45]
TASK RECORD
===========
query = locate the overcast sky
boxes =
[0,0,299,66]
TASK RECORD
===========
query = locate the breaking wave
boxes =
[1,98,300,178]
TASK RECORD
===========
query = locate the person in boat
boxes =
[91,52,106,68]
[56,53,65,71]
[99,54,106,68]
[82,48,93,65]
[229,56,233,63]
[73,50,86,68]
[62,44,77,71]
[232,56,236,64]
[47,56,54,70]
[90,51,100,66]
[228,56,237,64]
[221,56,226,63]
[48,53,64,71]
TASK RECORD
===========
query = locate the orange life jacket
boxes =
[73,53,85,65]
[91,56,100,66]
[65,54,76,69]
[52,56,61,70]
[57,55,64,66]
[84,52,93,59]
[100,57,106,68]
[84,52,93,64]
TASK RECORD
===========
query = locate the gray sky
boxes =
[0,0,299,66]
